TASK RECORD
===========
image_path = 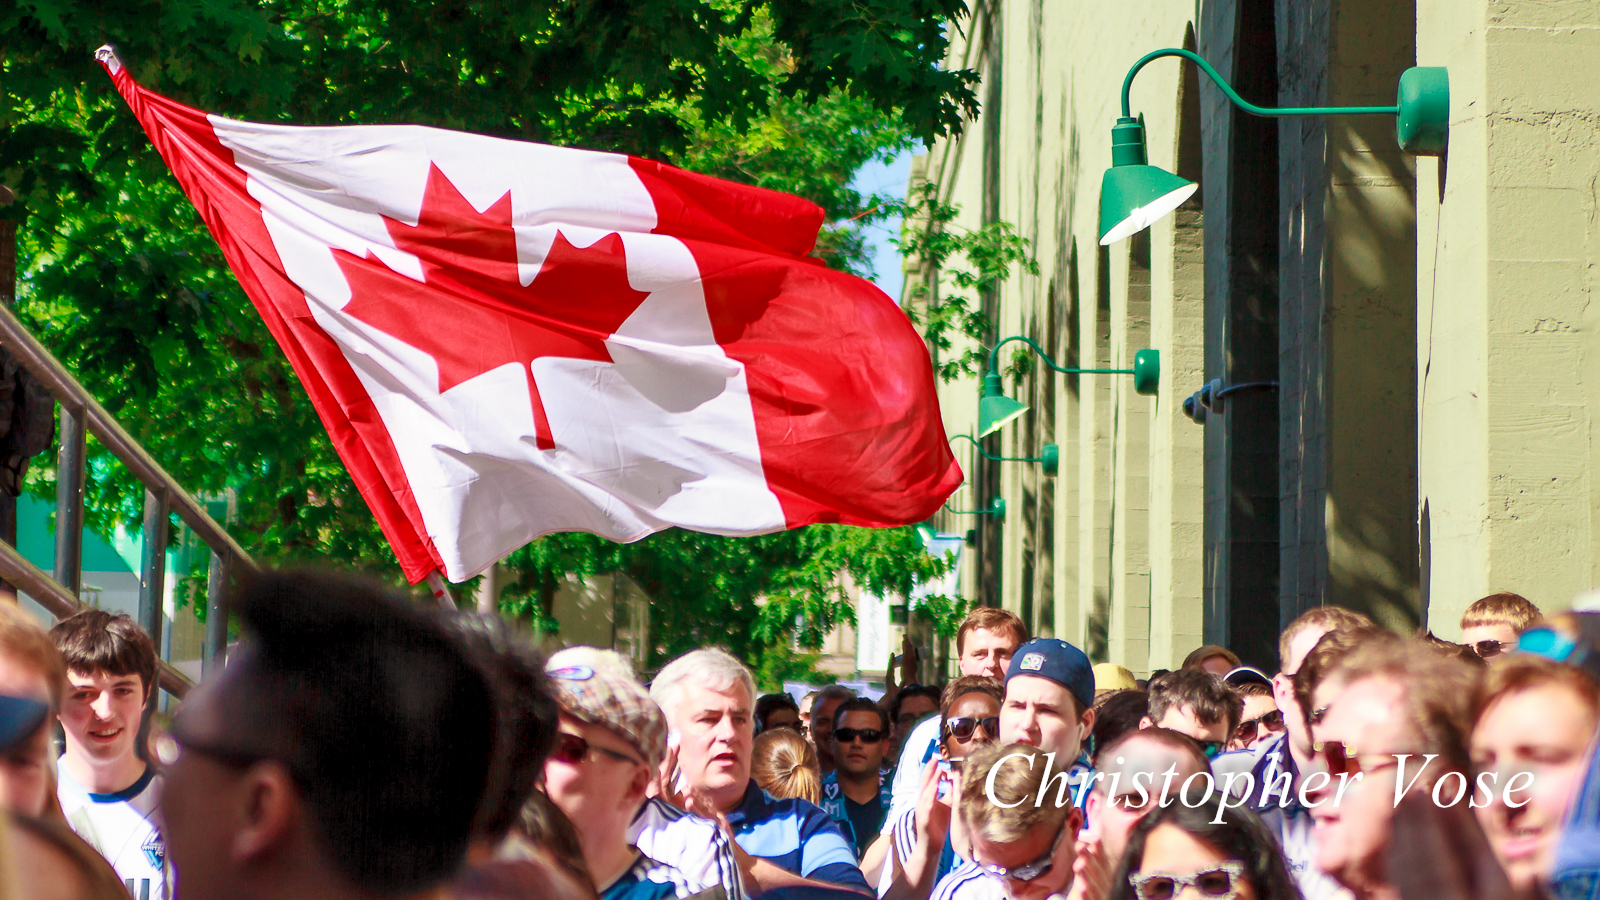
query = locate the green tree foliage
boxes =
[896,183,1038,382]
[2,0,975,662]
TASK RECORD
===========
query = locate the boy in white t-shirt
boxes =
[50,609,165,900]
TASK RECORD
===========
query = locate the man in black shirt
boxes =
[819,697,892,857]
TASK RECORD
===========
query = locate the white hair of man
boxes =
[650,647,757,719]
[551,645,637,679]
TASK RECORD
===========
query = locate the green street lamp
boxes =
[1099,49,1449,245]
[950,434,1059,476]
[978,336,1160,437]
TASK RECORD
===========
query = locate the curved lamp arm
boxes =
[949,433,1044,464]
[1121,48,1399,119]
[986,335,1133,378]
[950,434,1059,476]
[943,496,1007,518]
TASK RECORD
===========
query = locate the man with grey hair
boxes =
[646,648,870,895]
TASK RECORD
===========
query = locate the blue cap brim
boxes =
[0,695,48,752]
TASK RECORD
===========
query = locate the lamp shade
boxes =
[978,373,1029,437]
[1098,164,1198,245]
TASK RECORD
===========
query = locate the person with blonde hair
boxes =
[750,728,821,804]
[927,741,1091,900]
[1460,591,1543,659]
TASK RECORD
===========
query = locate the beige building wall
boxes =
[917,0,1598,667]
[1417,0,1600,632]
[918,0,1204,674]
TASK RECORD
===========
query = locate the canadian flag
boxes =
[99,48,963,583]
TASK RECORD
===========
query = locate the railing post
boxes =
[138,489,169,657]
[204,551,228,676]
[54,405,85,595]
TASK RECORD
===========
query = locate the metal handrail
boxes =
[0,301,260,698]
[0,540,192,695]
[0,305,254,568]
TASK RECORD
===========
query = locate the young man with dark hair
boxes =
[159,569,500,900]
[1140,668,1241,758]
[1460,591,1542,659]
[0,601,65,817]
[821,697,893,858]
[1226,680,1282,751]
[756,692,801,734]
[49,608,164,897]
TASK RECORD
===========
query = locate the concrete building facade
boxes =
[917,0,1599,672]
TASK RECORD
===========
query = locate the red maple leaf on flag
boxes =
[335,164,651,449]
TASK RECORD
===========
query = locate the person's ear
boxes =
[1060,807,1086,858]
[1139,716,1154,730]
[1272,673,1296,712]
[624,763,652,806]
[1079,705,1096,735]
[230,761,300,865]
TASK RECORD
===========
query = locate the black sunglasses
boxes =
[944,716,999,742]
[1197,739,1226,759]
[1234,709,1284,742]
[1472,639,1505,658]
[551,731,641,767]
[834,727,887,744]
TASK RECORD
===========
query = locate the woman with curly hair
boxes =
[1109,793,1301,900]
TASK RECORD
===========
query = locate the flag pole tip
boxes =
[94,45,122,75]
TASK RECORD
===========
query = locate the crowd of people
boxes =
[0,572,1596,900]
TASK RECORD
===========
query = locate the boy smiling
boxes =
[50,609,164,899]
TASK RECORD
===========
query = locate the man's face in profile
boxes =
[161,654,281,900]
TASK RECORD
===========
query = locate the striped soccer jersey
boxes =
[629,796,748,900]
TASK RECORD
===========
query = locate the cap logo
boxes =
[1019,653,1045,671]
[549,665,595,681]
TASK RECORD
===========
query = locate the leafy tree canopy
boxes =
[1,0,978,669]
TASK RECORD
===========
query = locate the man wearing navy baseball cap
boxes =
[997,639,1098,811]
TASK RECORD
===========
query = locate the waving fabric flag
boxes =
[97,48,962,583]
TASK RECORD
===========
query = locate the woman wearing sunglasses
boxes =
[1108,796,1299,900]
[877,676,1004,900]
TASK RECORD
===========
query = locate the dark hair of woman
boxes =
[1107,793,1302,900]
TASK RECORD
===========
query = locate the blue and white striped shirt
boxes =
[629,797,747,900]
[726,780,871,892]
